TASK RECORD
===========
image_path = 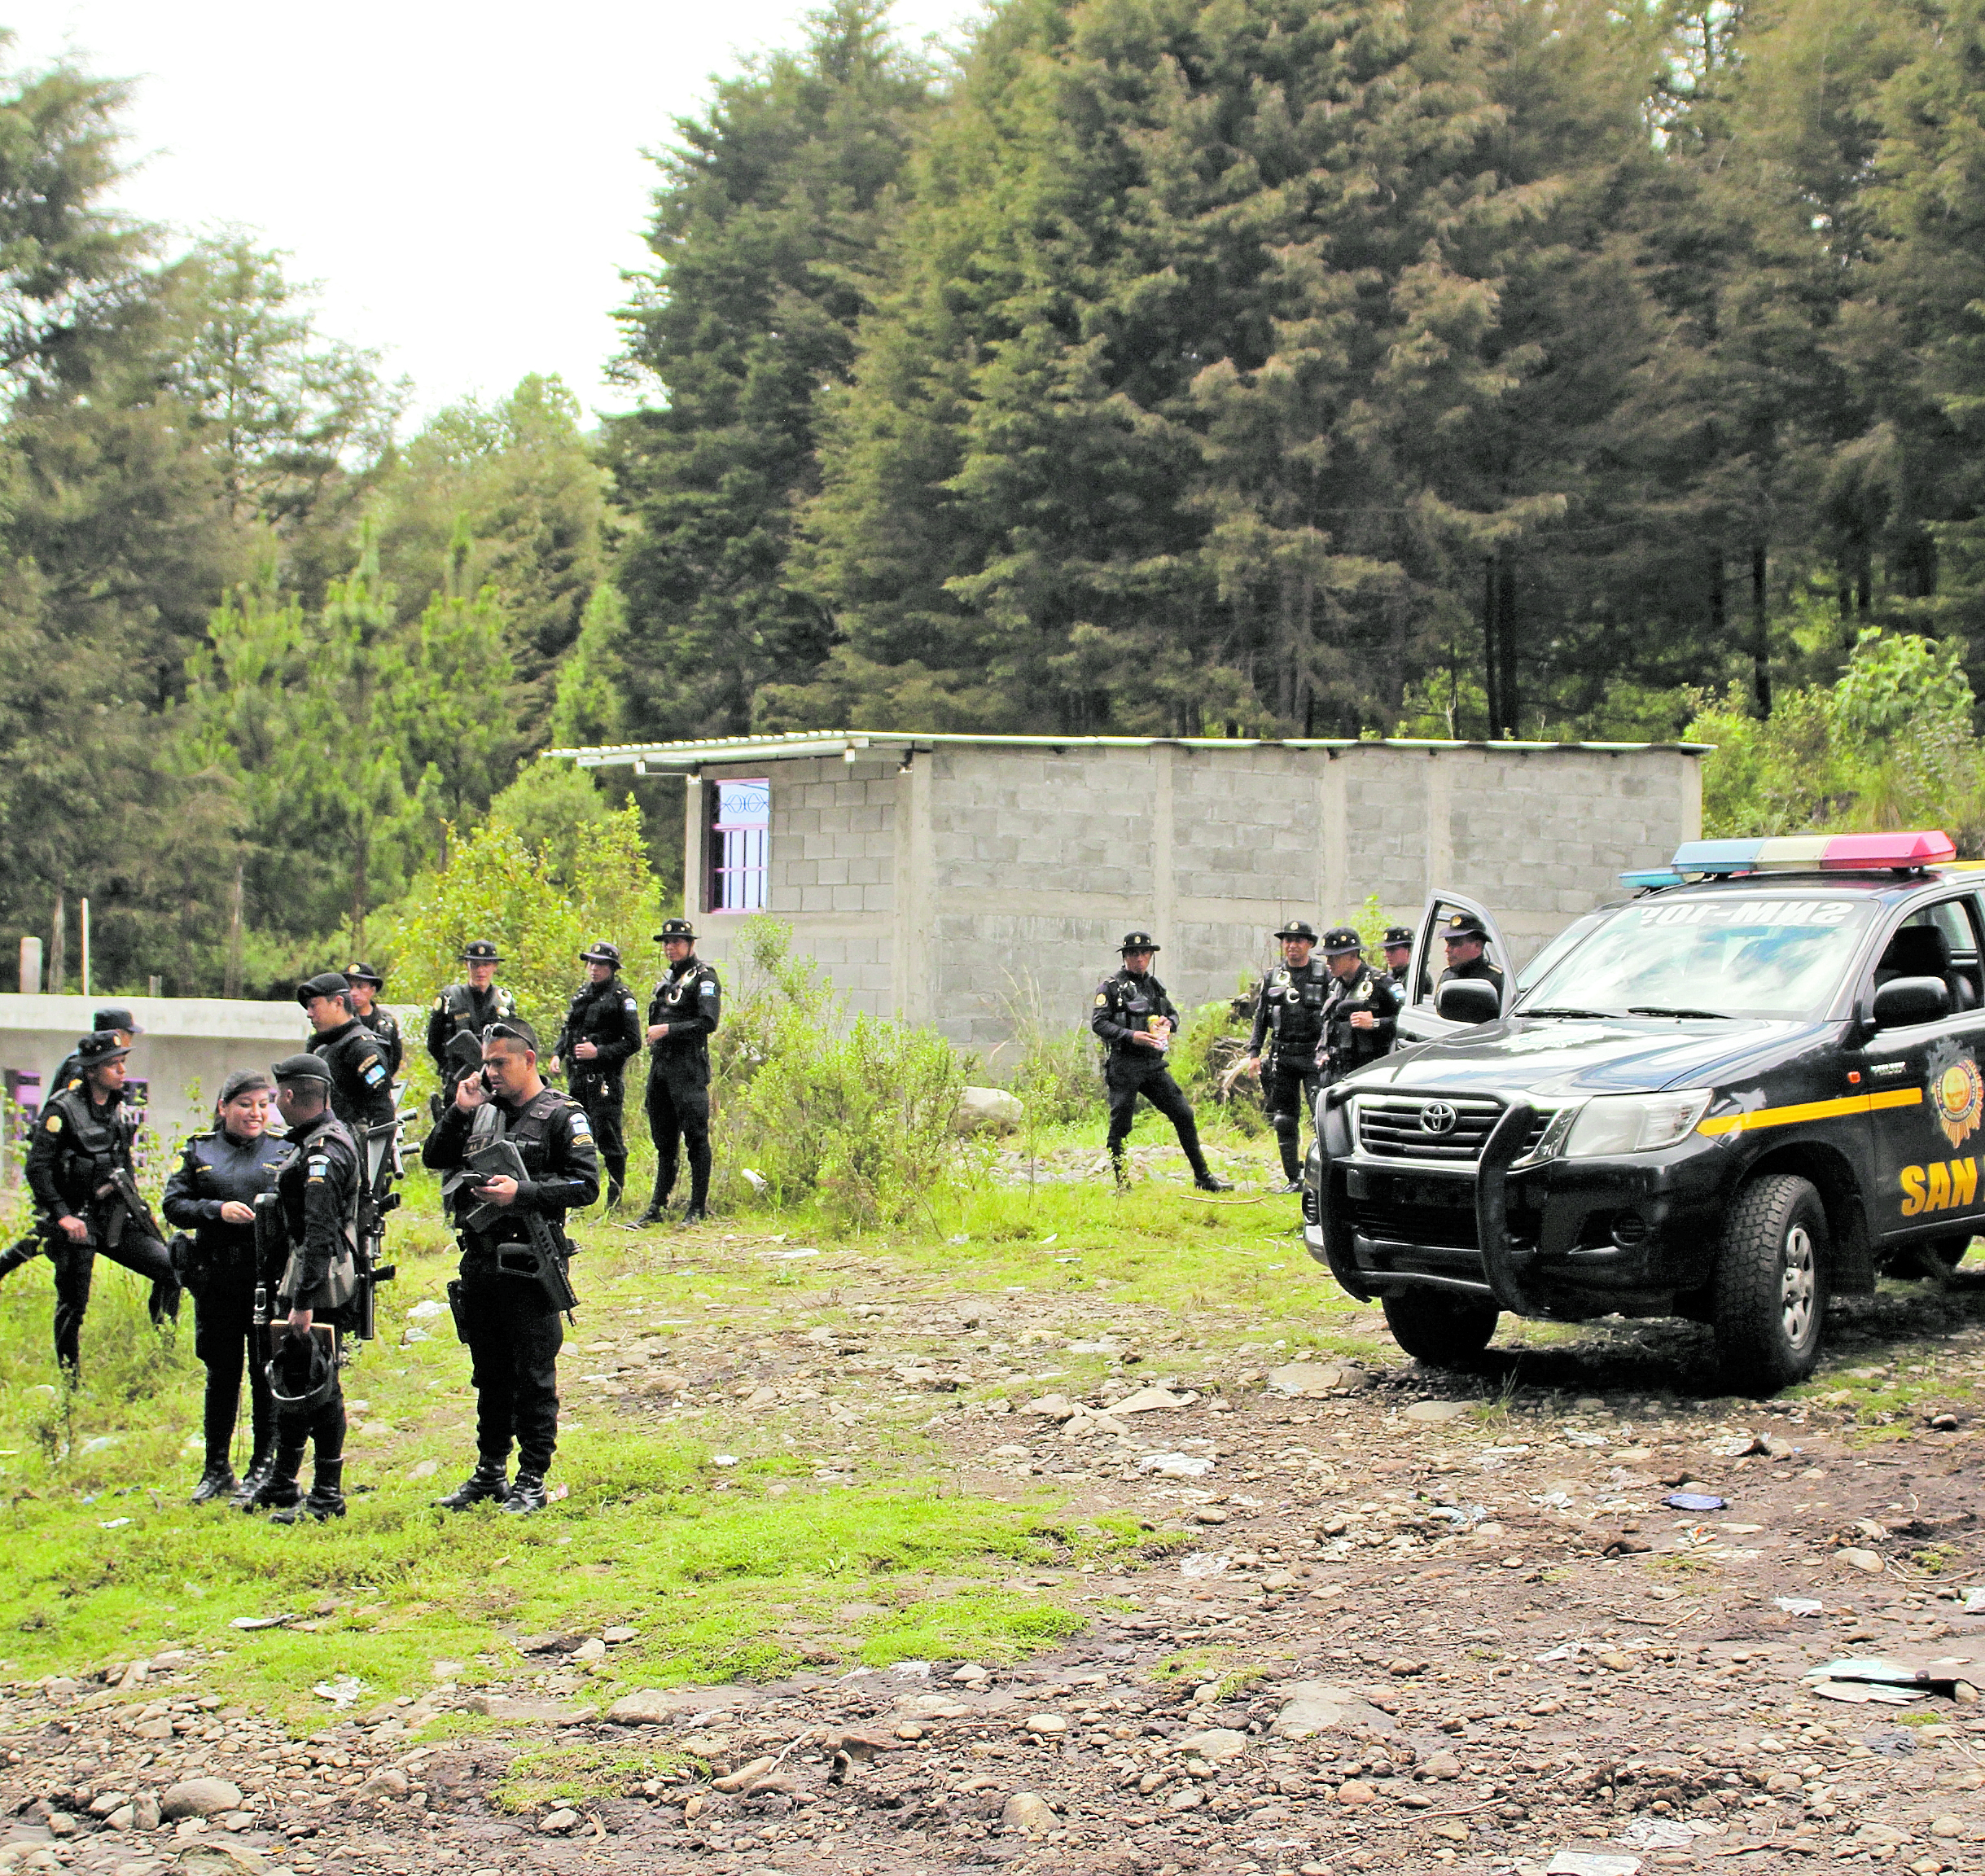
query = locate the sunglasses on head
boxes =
[482,1022,534,1046]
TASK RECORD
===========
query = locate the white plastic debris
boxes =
[313,1676,364,1709]
[1138,1452,1214,1479]
[711,1454,738,1467]
[1179,1552,1232,1580]
[740,1168,768,1192]
[406,1299,446,1320]
[1774,1597,1824,1616]
[97,1517,132,1529]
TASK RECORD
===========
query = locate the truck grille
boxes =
[1347,1194,1480,1251]
[1356,1094,1505,1163]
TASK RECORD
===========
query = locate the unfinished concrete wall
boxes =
[676,739,1701,1059]
[689,757,900,1016]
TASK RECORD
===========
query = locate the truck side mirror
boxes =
[1871,975,1949,1028]
[1436,980,1501,1025]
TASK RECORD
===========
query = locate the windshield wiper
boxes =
[1518,1006,1619,1019]
[1626,1006,1733,1020]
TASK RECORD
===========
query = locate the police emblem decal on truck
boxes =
[1926,1037,1984,1148]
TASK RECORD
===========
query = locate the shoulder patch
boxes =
[432,996,445,1012]
[43,1114,60,1132]
[1095,993,1109,1006]
[567,1111,593,1138]
[360,1058,387,1085]
[699,980,717,997]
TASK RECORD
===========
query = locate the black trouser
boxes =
[460,1277,563,1475]
[1263,1058,1325,1181]
[1104,1059,1212,1177]
[274,1369,346,1475]
[572,1072,626,1195]
[646,1058,711,1211]
[46,1229,176,1374]
[194,1276,274,1470]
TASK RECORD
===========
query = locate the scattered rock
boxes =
[1271,1681,1395,1738]
[1109,1385,1198,1414]
[539,1807,578,1834]
[1174,1727,1248,1761]
[1023,1712,1069,1736]
[358,1767,410,1799]
[605,1688,678,1725]
[953,1086,1025,1133]
[160,1777,243,1820]
[1001,1791,1058,1835]
[1839,1546,1886,1575]
[1265,1361,1366,1397]
[1403,1400,1471,1423]
[1338,1779,1378,1805]
[713,1756,776,1792]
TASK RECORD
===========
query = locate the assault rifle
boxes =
[453,1136,577,1318]
[353,1116,401,1343]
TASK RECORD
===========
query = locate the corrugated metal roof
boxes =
[544,730,1714,769]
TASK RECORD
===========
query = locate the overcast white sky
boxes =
[11,1,975,426]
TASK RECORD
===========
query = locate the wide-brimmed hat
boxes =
[76,1030,131,1069]
[581,941,623,966]
[1382,927,1414,949]
[1320,927,1364,958]
[1442,913,1490,943]
[654,919,697,944]
[1273,920,1320,942]
[344,961,384,988]
[462,939,502,964]
[1120,931,1160,953]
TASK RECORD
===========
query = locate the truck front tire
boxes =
[1383,1291,1500,1367]
[1713,1172,1829,1392]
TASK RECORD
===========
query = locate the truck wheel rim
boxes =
[1781,1223,1816,1348]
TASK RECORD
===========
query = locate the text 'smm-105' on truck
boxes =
[1302,831,1985,1394]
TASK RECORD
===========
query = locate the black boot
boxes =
[436,1457,509,1511]
[633,1201,668,1228]
[606,1179,624,1210]
[271,1461,344,1524]
[1194,1170,1234,1192]
[244,1446,305,1514]
[502,1470,549,1515]
[230,1445,274,1510]
[1111,1152,1131,1193]
[678,1206,708,1226]
[191,1461,237,1505]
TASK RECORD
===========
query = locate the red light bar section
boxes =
[1819,831,1956,870]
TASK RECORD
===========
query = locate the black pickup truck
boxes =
[1303,833,1979,1391]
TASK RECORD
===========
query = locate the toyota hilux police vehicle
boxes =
[1303,831,1980,1392]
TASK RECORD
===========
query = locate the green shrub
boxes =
[710,917,968,1231]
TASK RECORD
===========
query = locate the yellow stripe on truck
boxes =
[1695,1087,1921,1137]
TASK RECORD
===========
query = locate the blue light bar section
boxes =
[1619,867,1684,889]
[1667,839,1764,874]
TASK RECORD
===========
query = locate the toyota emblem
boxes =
[1419,1101,1459,1136]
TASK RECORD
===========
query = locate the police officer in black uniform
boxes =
[1382,927,1415,988]
[20,1031,179,1373]
[243,1054,362,1523]
[343,963,402,1080]
[300,973,397,1135]
[1093,932,1232,1193]
[425,940,518,1107]
[424,1018,599,1514]
[550,942,642,1209]
[1437,911,1505,1014]
[0,1006,151,1286]
[163,1069,290,1505]
[637,919,722,1227]
[1242,920,1333,1192]
[1316,927,1405,1085]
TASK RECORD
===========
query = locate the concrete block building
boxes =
[551,733,1706,1057]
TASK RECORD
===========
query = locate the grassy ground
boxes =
[0,1105,1319,1718]
[2,1095,1977,1734]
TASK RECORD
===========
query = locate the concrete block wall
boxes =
[676,738,1701,1059]
[690,758,900,1019]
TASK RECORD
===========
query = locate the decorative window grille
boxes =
[708,779,770,912]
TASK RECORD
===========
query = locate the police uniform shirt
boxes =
[272,1111,360,1308]
[25,1084,137,1225]
[421,1089,602,1249]
[558,980,642,1080]
[358,1006,404,1080]
[1091,967,1181,1064]
[426,982,519,1076]
[309,1017,397,1131]
[647,959,722,1063]
[163,1129,292,1270]
[1247,960,1333,1060]
[1322,962,1406,1066]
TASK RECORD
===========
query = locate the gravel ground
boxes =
[4,1256,1983,1876]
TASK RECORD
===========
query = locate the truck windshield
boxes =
[1515,895,1878,1021]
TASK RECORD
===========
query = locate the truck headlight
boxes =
[1564,1090,1712,1157]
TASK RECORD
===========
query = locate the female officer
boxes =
[163,1070,292,1505]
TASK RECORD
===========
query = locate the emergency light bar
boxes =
[1621,830,1957,887]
